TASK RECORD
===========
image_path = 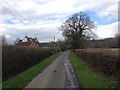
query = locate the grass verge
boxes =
[69,51,110,88]
[2,53,60,88]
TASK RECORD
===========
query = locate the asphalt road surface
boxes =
[24,51,78,88]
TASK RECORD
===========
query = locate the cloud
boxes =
[0,0,119,44]
[95,21,118,39]
[0,21,62,43]
[95,2,118,19]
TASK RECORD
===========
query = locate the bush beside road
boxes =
[2,52,60,88]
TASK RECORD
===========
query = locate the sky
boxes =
[0,0,119,44]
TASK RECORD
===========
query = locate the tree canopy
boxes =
[60,12,96,49]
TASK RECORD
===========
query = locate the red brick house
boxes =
[15,36,39,48]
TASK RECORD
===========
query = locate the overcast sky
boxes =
[0,0,119,44]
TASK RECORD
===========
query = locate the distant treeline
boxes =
[2,45,53,81]
[85,35,120,48]
[57,35,120,50]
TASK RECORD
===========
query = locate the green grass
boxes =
[69,51,110,88]
[2,53,60,88]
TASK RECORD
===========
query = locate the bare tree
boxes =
[60,12,96,49]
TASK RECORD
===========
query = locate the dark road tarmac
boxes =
[25,52,68,88]
[24,51,78,88]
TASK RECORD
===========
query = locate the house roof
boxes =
[15,36,39,47]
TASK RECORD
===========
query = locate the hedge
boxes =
[76,49,120,88]
[2,45,53,81]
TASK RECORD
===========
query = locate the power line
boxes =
[9,0,40,28]
[3,0,29,25]
[10,0,32,21]
[2,0,42,38]
[2,0,51,39]
[1,4,27,25]
[9,0,44,30]
[2,0,40,30]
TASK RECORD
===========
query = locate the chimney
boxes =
[25,36,28,38]
[25,36,30,42]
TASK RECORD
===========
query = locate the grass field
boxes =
[69,51,111,88]
[2,52,60,88]
[76,48,118,55]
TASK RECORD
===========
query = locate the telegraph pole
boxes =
[54,36,55,42]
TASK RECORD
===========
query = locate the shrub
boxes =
[76,49,120,88]
[2,45,53,81]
